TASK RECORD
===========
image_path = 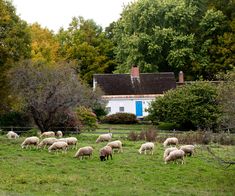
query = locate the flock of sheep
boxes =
[6,130,196,163]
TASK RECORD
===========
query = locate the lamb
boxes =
[74,146,94,160]
[96,133,112,143]
[58,137,77,149]
[180,145,195,156]
[48,141,68,153]
[164,149,185,164]
[163,147,178,159]
[21,136,40,149]
[56,130,63,138]
[40,131,55,138]
[38,137,58,149]
[163,137,179,147]
[138,142,155,155]
[99,146,112,161]
[6,131,19,139]
[106,140,123,153]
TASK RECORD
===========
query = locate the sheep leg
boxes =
[110,154,112,160]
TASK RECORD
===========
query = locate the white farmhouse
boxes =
[93,66,177,118]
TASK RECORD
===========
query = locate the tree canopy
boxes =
[112,0,234,80]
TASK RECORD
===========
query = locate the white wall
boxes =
[105,97,155,117]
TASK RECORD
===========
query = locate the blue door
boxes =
[135,101,143,117]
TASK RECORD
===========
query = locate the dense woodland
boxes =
[0,0,234,131]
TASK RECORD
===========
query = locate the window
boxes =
[106,107,111,113]
[119,107,124,112]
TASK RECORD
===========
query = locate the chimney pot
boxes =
[131,66,140,78]
[178,71,184,83]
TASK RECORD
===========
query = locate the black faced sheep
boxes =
[99,146,112,161]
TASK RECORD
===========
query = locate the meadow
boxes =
[0,132,234,196]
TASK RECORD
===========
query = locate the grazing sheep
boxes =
[96,133,112,143]
[138,142,155,155]
[180,145,195,156]
[163,147,178,159]
[48,141,68,153]
[74,146,94,160]
[107,140,123,153]
[56,130,63,138]
[6,131,19,139]
[164,149,185,164]
[100,146,112,161]
[163,137,179,147]
[58,137,78,149]
[21,136,39,149]
[38,137,58,149]
[40,131,55,138]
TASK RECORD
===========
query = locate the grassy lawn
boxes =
[0,133,234,196]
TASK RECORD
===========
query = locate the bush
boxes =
[128,127,158,142]
[76,106,98,131]
[157,122,179,130]
[101,113,138,124]
[0,111,32,127]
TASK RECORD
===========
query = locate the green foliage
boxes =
[0,0,31,113]
[102,113,138,124]
[75,106,98,131]
[148,81,220,130]
[112,0,234,80]
[0,111,32,127]
[157,122,179,130]
[57,17,116,85]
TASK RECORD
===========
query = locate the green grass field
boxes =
[0,133,234,196]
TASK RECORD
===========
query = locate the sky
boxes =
[12,0,135,32]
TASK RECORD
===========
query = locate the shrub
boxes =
[128,127,158,142]
[102,113,138,124]
[157,122,179,130]
[75,106,98,131]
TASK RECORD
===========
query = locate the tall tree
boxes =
[29,23,60,63]
[9,60,103,131]
[57,17,116,85]
[0,0,31,112]
[112,0,234,80]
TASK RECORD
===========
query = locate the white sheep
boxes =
[74,146,94,160]
[138,142,155,155]
[48,141,68,153]
[164,149,185,164]
[58,137,77,149]
[56,130,63,138]
[21,136,39,149]
[163,147,178,160]
[163,137,179,147]
[96,133,112,143]
[100,146,112,161]
[180,145,195,156]
[106,140,123,153]
[6,131,19,139]
[38,137,58,149]
[40,131,55,138]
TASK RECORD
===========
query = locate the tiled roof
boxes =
[94,72,176,95]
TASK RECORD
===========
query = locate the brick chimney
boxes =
[178,71,184,84]
[131,65,140,78]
